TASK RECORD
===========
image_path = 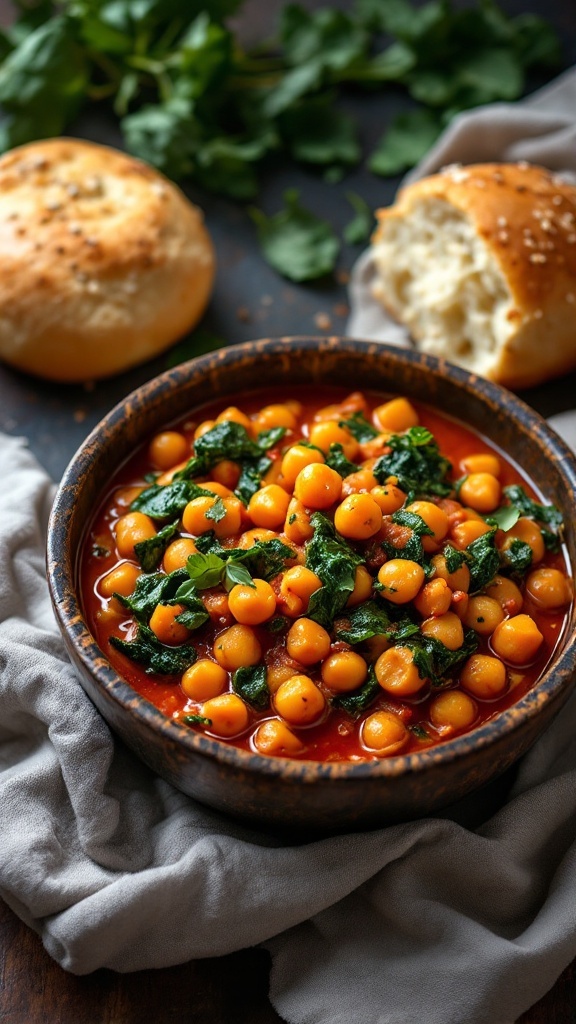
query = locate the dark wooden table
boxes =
[1,1,575,1021]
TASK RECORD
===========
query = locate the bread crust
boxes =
[373,163,576,388]
[0,138,215,381]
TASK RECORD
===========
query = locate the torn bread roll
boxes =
[371,162,576,388]
[0,138,215,382]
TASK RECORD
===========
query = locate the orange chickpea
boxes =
[377,559,425,604]
[421,611,464,651]
[216,406,253,433]
[149,431,189,471]
[346,565,374,607]
[211,459,241,489]
[114,512,157,559]
[262,459,284,487]
[321,651,368,692]
[254,404,298,433]
[460,654,508,700]
[375,645,426,696]
[450,519,492,550]
[228,578,276,625]
[370,483,406,515]
[362,711,409,755]
[149,603,190,646]
[181,660,228,701]
[341,468,379,497]
[309,421,360,461]
[500,517,545,565]
[406,500,449,551]
[201,693,249,737]
[274,674,325,725]
[431,552,470,593]
[460,453,501,477]
[163,538,198,574]
[459,473,501,514]
[266,661,299,694]
[99,562,140,599]
[248,484,291,529]
[414,577,452,618]
[462,595,504,636]
[199,482,234,497]
[373,397,418,433]
[286,618,331,666]
[203,591,231,624]
[491,614,544,665]
[284,497,314,544]
[334,493,383,540]
[182,495,243,539]
[294,463,342,510]
[525,567,573,610]
[213,624,262,670]
[237,528,279,549]
[280,444,325,489]
[484,575,523,616]
[253,719,304,756]
[279,566,322,617]
[429,691,477,731]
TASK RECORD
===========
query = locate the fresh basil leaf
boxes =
[305,512,364,628]
[486,505,521,532]
[325,443,359,478]
[338,411,379,443]
[195,420,262,463]
[373,426,452,497]
[257,427,287,450]
[250,188,340,282]
[193,534,295,581]
[232,664,269,710]
[185,552,225,589]
[332,664,380,716]
[133,522,179,573]
[110,624,197,676]
[224,562,256,590]
[174,588,210,631]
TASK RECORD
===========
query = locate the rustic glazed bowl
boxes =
[47,338,576,831]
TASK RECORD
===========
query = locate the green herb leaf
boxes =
[381,507,434,571]
[368,108,442,178]
[205,495,227,523]
[305,512,364,628]
[466,529,499,592]
[130,480,212,519]
[185,552,226,590]
[335,600,390,644]
[500,538,533,576]
[373,426,452,496]
[343,192,374,245]
[250,188,340,282]
[133,522,179,573]
[232,664,269,710]
[224,562,256,590]
[195,534,295,581]
[182,713,212,726]
[332,664,380,716]
[443,544,467,574]
[110,624,197,676]
[399,629,478,687]
[502,485,563,528]
[279,94,361,167]
[338,410,379,442]
[486,504,521,532]
[173,587,210,631]
[325,443,359,478]
[115,568,189,623]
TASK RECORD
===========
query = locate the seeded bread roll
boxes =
[0,138,215,382]
[371,162,576,388]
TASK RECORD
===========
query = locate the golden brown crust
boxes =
[373,162,576,388]
[0,138,215,381]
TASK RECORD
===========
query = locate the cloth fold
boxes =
[2,67,576,1024]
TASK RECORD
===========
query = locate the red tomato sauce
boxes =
[80,387,572,762]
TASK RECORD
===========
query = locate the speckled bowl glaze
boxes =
[47,338,576,831]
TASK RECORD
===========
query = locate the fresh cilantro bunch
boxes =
[0,0,561,193]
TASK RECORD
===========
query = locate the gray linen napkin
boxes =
[2,71,576,1024]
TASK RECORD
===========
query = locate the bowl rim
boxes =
[47,336,576,783]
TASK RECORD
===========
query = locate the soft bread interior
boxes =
[372,198,514,376]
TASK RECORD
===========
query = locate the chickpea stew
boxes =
[81,388,573,762]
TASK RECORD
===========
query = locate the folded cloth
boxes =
[347,66,576,346]
[2,74,576,1024]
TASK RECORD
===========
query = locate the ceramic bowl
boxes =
[47,337,576,831]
